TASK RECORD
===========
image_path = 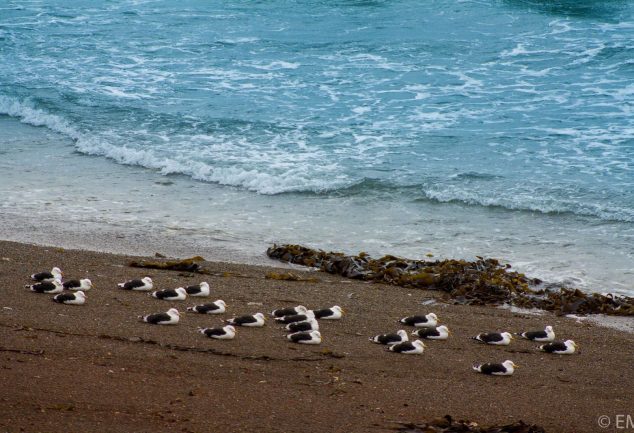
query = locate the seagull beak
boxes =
[514,363,520,368]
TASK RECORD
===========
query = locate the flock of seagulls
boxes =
[25,266,579,376]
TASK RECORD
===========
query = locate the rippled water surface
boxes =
[1,1,633,292]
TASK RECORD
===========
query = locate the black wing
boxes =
[375,333,402,344]
[390,342,414,353]
[288,321,313,332]
[478,363,507,375]
[32,271,54,281]
[203,328,226,337]
[477,333,503,343]
[193,304,220,313]
[185,284,202,295]
[314,308,333,319]
[63,280,81,290]
[155,289,177,299]
[146,312,170,324]
[231,315,257,326]
[541,341,567,353]
[400,315,426,326]
[414,328,440,339]
[53,293,76,303]
[521,330,547,340]
[31,282,57,293]
[276,313,308,324]
[122,280,144,290]
[273,307,299,317]
[289,332,313,343]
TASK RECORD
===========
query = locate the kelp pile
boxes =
[266,244,634,316]
[392,415,545,433]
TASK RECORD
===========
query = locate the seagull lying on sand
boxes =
[516,325,555,342]
[140,308,180,325]
[287,330,321,344]
[286,319,319,332]
[63,279,93,291]
[227,313,265,327]
[388,340,426,354]
[199,325,236,340]
[185,282,210,297]
[539,339,577,355]
[412,325,450,340]
[31,267,62,282]
[472,331,513,346]
[272,305,308,317]
[151,287,187,301]
[369,330,408,345]
[187,300,226,314]
[27,280,63,294]
[314,306,344,320]
[53,291,86,305]
[473,360,517,376]
[118,277,153,291]
[399,313,438,328]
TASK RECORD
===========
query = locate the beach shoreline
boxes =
[1,238,632,433]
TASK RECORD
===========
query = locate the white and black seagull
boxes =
[151,287,187,301]
[473,360,517,376]
[286,319,319,333]
[227,313,265,327]
[539,339,577,355]
[274,311,315,324]
[30,267,63,282]
[118,277,153,291]
[369,330,409,345]
[198,325,235,340]
[53,290,86,305]
[140,308,180,325]
[185,282,210,297]
[187,300,226,314]
[387,340,426,354]
[26,279,64,294]
[314,305,344,320]
[412,325,450,340]
[287,330,321,344]
[516,325,555,342]
[271,305,308,318]
[63,279,93,291]
[472,331,513,346]
[399,313,438,328]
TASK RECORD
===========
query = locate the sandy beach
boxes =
[0,239,632,433]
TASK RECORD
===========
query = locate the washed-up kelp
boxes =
[128,256,205,273]
[392,415,546,433]
[266,244,634,316]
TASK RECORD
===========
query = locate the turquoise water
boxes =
[1,1,633,293]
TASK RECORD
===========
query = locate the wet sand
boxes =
[0,240,632,433]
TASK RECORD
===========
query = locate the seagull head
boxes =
[427,313,438,321]
[503,360,518,370]
[167,308,180,316]
[176,287,187,296]
[397,330,408,339]
[216,300,226,307]
[142,277,153,285]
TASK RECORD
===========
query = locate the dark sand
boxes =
[0,240,632,433]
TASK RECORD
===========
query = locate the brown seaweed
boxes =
[265,271,319,283]
[266,244,634,316]
[128,256,205,273]
[392,415,546,433]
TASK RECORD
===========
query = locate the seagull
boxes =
[473,360,517,376]
[31,267,63,282]
[139,308,180,325]
[118,277,153,291]
[184,282,210,297]
[53,291,86,305]
[63,279,93,291]
[287,330,321,345]
[271,305,308,318]
[369,330,409,345]
[399,313,438,328]
[227,313,265,327]
[472,332,513,346]
[539,340,577,355]
[274,311,315,324]
[411,325,450,340]
[314,306,344,320]
[387,340,426,354]
[26,279,64,294]
[285,319,319,333]
[198,325,236,340]
[187,300,226,314]
[151,287,187,301]
[516,325,555,342]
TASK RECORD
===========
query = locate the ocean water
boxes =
[1,1,633,294]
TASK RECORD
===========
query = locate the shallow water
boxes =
[1,1,633,293]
